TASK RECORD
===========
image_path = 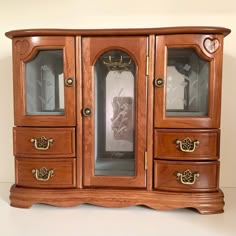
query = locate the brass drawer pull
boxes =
[32,167,54,181]
[176,169,200,185]
[176,137,200,153]
[31,136,54,150]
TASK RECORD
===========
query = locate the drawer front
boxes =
[15,158,76,188]
[13,127,75,157]
[154,129,219,160]
[154,160,219,192]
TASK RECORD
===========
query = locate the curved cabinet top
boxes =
[5,26,231,39]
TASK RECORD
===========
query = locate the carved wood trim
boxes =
[203,37,220,54]
[15,39,31,59]
[9,185,225,214]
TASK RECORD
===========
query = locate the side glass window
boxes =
[25,50,64,115]
[166,48,209,117]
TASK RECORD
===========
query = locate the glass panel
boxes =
[25,50,64,115]
[166,48,209,117]
[94,50,136,176]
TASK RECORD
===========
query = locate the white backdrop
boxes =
[0,0,235,187]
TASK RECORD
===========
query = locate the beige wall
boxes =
[0,0,235,187]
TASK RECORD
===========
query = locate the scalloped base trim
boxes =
[9,185,224,214]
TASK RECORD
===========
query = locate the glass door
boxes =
[25,50,65,116]
[165,48,209,117]
[13,36,75,126]
[154,35,223,128]
[82,36,147,188]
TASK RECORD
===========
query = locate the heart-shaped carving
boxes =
[203,38,220,54]
[15,39,30,56]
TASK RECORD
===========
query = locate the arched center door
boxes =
[82,36,147,188]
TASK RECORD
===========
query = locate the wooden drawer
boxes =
[13,127,75,158]
[15,158,76,188]
[154,129,219,160]
[154,160,219,192]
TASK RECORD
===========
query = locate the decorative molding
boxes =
[203,38,220,54]
[15,39,30,57]
[9,186,225,214]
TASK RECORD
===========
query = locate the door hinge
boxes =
[145,56,149,76]
[144,151,148,170]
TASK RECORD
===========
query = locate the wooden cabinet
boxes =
[5,27,230,214]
